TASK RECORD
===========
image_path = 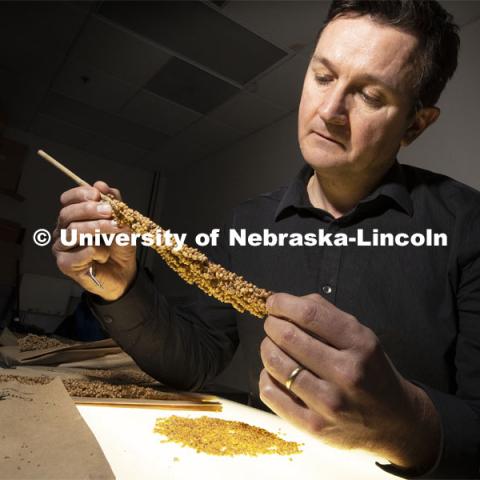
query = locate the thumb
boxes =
[93,181,122,201]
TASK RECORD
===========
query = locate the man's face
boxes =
[298,15,419,176]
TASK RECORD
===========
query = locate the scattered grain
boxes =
[153,416,302,456]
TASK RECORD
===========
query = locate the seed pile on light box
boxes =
[38,150,272,318]
[153,416,302,457]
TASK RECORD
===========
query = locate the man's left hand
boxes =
[259,292,440,471]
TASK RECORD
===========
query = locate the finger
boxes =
[52,219,120,252]
[266,292,360,349]
[55,245,110,277]
[263,316,343,380]
[260,338,346,421]
[57,201,112,230]
[93,181,122,201]
[60,186,101,206]
[259,369,329,438]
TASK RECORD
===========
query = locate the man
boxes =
[52,1,480,478]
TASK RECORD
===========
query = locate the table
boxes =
[78,398,396,480]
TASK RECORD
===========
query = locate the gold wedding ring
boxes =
[285,366,304,391]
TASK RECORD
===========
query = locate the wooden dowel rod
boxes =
[37,149,90,188]
[37,149,109,201]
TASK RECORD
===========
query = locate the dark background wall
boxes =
[0,1,479,390]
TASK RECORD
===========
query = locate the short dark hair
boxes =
[320,0,460,108]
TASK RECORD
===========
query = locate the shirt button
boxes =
[322,285,333,294]
[104,316,113,324]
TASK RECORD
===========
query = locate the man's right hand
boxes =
[52,181,137,302]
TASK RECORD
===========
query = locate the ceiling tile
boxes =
[98,1,287,84]
[144,117,244,170]
[52,58,137,113]
[41,93,166,150]
[143,136,212,171]
[0,2,88,74]
[222,1,329,51]
[120,90,200,135]
[84,135,150,169]
[174,117,244,152]
[71,15,171,88]
[30,113,94,151]
[209,91,287,133]
[252,53,310,111]
[146,58,240,114]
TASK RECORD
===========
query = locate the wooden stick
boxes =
[37,149,108,201]
[37,149,90,188]
[73,398,222,411]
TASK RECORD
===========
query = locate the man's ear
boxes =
[401,107,440,147]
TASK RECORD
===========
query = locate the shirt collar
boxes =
[274,160,413,221]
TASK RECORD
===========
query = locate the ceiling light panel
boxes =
[222,1,329,51]
[70,16,172,88]
[52,58,136,113]
[97,1,287,84]
[120,90,201,136]
[145,58,239,114]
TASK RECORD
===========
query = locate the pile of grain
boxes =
[81,368,156,385]
[153,416,302,456]
[107,195,272,318]
[0,375,182,401]
[62,378,180,400]
[17,334,65,352]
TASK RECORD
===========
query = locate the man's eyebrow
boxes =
[311,55,337,73]
[311,54,397,93]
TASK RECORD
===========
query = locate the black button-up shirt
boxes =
[89,161,480,478]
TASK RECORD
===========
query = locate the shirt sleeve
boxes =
[86,228,239,392]
[377,207,480,479]
[376,382,480,478]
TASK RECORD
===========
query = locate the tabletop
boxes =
[77,397,397,480]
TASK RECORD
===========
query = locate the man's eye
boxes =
[315,75,332,85]
[360,91,383,108]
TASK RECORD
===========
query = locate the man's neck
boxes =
[307,161,395,219]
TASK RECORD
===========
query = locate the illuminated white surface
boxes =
[77,399,396,480]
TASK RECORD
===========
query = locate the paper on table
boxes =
[0,377,114,479]
[0,338,122,367]
[18,338,120,358]
[0,366,221,409]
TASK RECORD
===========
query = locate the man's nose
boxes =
[317,87,348,126]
